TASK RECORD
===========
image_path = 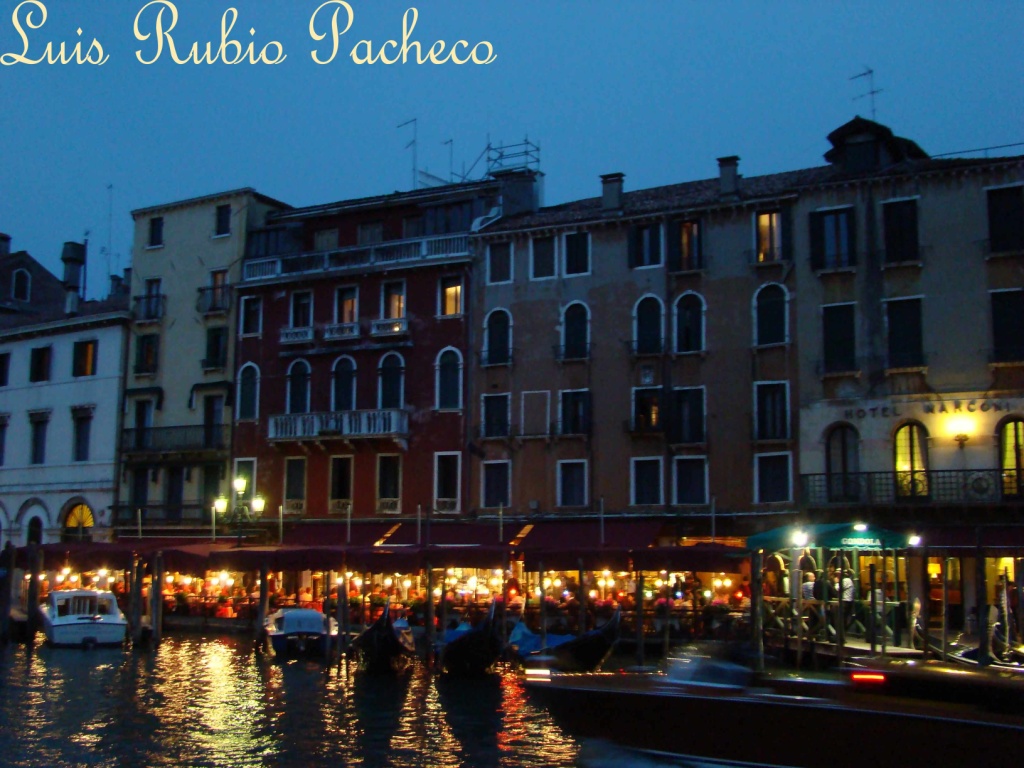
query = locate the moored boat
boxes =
[38,589,128,648]
[264,606,338,659]
[350,601,416,673]
[441,602,504,676]
[512,610,621,673]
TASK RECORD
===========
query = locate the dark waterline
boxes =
[0,635,584,768]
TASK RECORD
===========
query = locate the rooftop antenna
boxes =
[104,183,113,297]
[443,138,453,182]
[81,230,89,299]
[398,118,417,189]
[850,66,882,121]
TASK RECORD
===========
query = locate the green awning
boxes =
[745,523,912,553]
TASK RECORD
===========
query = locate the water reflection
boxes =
[0,636,581,767]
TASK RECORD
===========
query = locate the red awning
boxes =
[385,521,508,547]
[281,521,399,547]
[515,519,667,551]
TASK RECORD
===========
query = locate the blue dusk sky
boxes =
[1,0,1021,296]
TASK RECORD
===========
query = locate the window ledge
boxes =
[882,260,923,270]
[435,313,464,320]
[672,350,707,359]
[885,366,927,375]
[821,369,862,380]
[670,442,708,451]
[753,438,792,447]
[145,244,164,251]
[753,342,790,352]
[989,359,1024,369]
[211,233,231,240]
[814,267,856,276]
[985,248,1024,261]
[669,268,706,276]
[433,407,463,413]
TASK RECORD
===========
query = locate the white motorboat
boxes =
[264,607,338,659]
[38,589,128,648]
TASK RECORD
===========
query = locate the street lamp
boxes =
[214,477,266,546]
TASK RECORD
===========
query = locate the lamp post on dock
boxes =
[214,477,266,547]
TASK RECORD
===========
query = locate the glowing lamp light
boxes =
[655,579,664,588]
[945,414,975,440]
[703,590,712,599]
[534,587,542,596]
[644,590,653,599]
[402,579,411,589]
[183,576,192,585]
[69,574,79,583]
[553,579,561,588]
[233,476,247,495]
[214,497,228,515]
[433,587,442,597]
[98,569,108,578]
[252,496,266,514]
[854,523,868,532]
[908,535,922,547]
[588,590,597,599]
[543,578,552,589]
[792,531,809,547]
[353,578,363,588]
[724,579,732,588]
[226,578,234,587]
[56,574,65,584]
[165,574,174,583]
[384,577,393,588]
[62,567,71,576]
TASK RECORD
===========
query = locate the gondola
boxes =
[350,599,416,673]
[441,601,504,676]
[512,609,621,672]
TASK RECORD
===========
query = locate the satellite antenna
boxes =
[398,118,417,189]
[850,67,882,121]
[443,138,453,182]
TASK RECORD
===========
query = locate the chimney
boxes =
[109,273,123,297]
[0,233,10,257]
[717,156,740,197]
[600,172,625,211]
[61,241,86,316]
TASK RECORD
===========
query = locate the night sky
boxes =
[2,0,1021,296]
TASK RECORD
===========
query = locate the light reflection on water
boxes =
[0,635,580,767]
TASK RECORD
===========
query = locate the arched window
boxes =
[894,422,929,499]
[1000,418,1024,498]
[825,424,860,501]
[436,348,462,409]
[12,269,30,302]
[675,293,705,353]
[484,309,511,365]
[379,353,404,409]
[62,504,94,542]
[237,364,259,420]
[755,284,787,346]
[332,357,356,412]
[287,360,311,414]
[634,296,663,354]
[27,517,43,545]
[562,302,590,360]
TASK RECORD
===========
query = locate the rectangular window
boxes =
[631,457,663,505]
[988,186,1024,253]
[991,290,1024,363]
[29,346,51,382]
[434,453,460,513]
[559,390,591,435]
[30,412,48,465]
[531,236,555,279]
[632,387,662,432]
[674,457,708,505]
[336,286,358,323]
[883,199,919,263]
[439,276,462,316]
[564,232,590,275]
[810,208,856,269]
[285,457,307,503]
[382,281,405,319]
[357,221,383,245]
[628,224,661,268]
[756,453,792,503]
[240,296,262,335]
[887,298,924,368]
[377,455,401,513]
[141,278,163,320]
[482,393,510,437]
[135,334,159,374]
[755,211,782,263]
[73,408,92,462]
[755,382,789,440]
[214,204,231,236]
[330,456,353,512]
[314,228,339,252]
[0,352,8,386]
[671,387,705,443]
[558,460,588,507]
[203,327,228,369]
[148,216,163,247]
[207,269,229,312]
[488,242,512,284]
[482,461,510,508]
[72,340,97,377]
[669,220,703,271]
[291,292,312,327]
[822,304,857,373]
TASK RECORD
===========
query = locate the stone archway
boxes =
[62,503,95,542]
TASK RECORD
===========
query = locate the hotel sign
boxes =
[842,398,1019,420]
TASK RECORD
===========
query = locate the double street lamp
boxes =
[214,476,266,546]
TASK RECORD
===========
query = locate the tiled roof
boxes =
[0,294,129,334]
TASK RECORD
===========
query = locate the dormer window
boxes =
[11,269,30,302]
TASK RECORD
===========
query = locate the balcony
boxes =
[196,285,233,314]
[370,318,409,337]
[434,498,459,514]
[801,469,1022,508]
[553,343,591,362]
[324,322,359,341]
[121,425,230,454]
[280,326,314,344]
[113,502,210,526]
[378,498,401,515]
[243,233,471,281]
[329,499,352,515]
[133,295,166,323]
[268,409,409,441]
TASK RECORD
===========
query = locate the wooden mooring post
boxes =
[0,541,15,643]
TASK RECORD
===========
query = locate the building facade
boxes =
[0,237,130,546]
[117,189,288,536]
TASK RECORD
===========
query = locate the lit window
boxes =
[894,423,929,499]
[1001,419,1024,498]
[755,211,781,263]
[72,340,97,377]
[440,276,462,316]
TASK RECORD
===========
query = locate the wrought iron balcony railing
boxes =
[133,295,166,322]
[268,409,408,440]
[243,233,470,281]
[121,425,229,453]
[801,469,1022,507]
[196,285,233,314]
[113,502,211,525]
[628,338,665,356]
[553,343,591,362]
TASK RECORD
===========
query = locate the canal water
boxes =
[0,634,590,767]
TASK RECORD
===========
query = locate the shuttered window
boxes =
[883,200,919,263]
